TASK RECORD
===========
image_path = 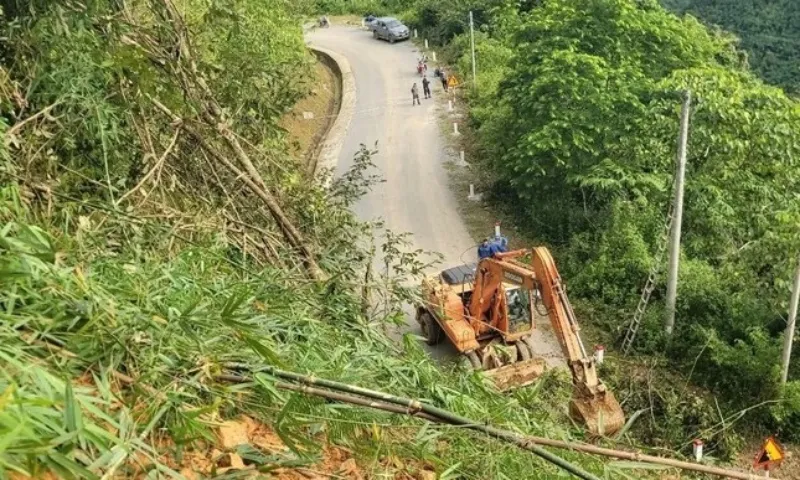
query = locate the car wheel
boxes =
[389,36,395,44]
[419,311,442,345]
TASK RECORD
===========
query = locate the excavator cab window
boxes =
[505,287,532,333]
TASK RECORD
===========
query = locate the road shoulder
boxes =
[306,45,356,183]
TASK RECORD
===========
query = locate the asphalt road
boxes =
[308,26,475,266]
[306,25,564,367]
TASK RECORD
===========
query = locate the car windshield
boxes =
[386,20,402,28]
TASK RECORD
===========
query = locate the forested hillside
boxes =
[5,0,800,475]
[661,0,800,94]
[396,0,800,458]
[0,1,611,478]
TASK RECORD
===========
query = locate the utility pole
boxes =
[781,258,800,385]
[664,90,691,335]
[469,11,477,88]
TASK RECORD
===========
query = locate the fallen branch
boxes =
[216,374,440,423]
[149,97,325,281]
[224,366,775,480]
[117,127,182,205]
[6,101,61,137]
[217,369,601,480]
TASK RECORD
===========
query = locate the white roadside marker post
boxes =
[594,345,605,364]
[692,440,703,462]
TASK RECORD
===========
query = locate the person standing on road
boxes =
[422,75,431,99]
[411,83,421,105]
[441,70,448,91]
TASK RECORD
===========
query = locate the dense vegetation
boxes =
[661,0,800,94]
[391,0,800,457]
[0,0,622,478]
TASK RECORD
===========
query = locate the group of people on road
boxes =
[411,61,451,106]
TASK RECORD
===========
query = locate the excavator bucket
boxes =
[569,389,625,436]
[483,357,547,392]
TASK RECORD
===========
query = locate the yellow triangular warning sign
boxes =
[753,436,785,469]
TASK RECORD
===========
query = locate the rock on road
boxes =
[306,25,564,367]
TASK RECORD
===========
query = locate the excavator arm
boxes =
[491,247,625,435]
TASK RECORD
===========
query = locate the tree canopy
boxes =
[662,0,800,94]
[406,0,800,449]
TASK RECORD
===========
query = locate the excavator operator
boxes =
[506,288,532,332]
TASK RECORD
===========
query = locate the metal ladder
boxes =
[621,182,676,355]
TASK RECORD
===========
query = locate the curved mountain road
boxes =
[306,25,563,366]
[309,25,474,265]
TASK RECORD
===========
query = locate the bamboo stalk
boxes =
[516,436,770,480]
[233,366,775,480]
[216,374,440,423]
[218,369,600,480]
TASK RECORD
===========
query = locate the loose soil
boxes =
[279,62,338,172]
[162,416,431,480]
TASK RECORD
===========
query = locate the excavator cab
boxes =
[505,287,537,334]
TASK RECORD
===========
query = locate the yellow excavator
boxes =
[416,246,625,435]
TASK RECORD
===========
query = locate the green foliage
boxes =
[602,358,746,460]
[193,0,313,134]
[410,0,800,450]
[662,0,800,94]
[772,381,800,439]
[405,0,494,46]
[312,0,409,16]
[0,181,602,477]
[567,201,654,306]
[0,1,616,478]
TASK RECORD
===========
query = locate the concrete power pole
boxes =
[664,90,692,335]
[469,11,477,88]
[781,258,800,385]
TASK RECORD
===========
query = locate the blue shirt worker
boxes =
[478,236,508,260]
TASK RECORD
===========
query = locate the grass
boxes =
[0,179,626,479]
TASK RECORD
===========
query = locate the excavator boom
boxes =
[527,247,625,435]
[480,248,625,434]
